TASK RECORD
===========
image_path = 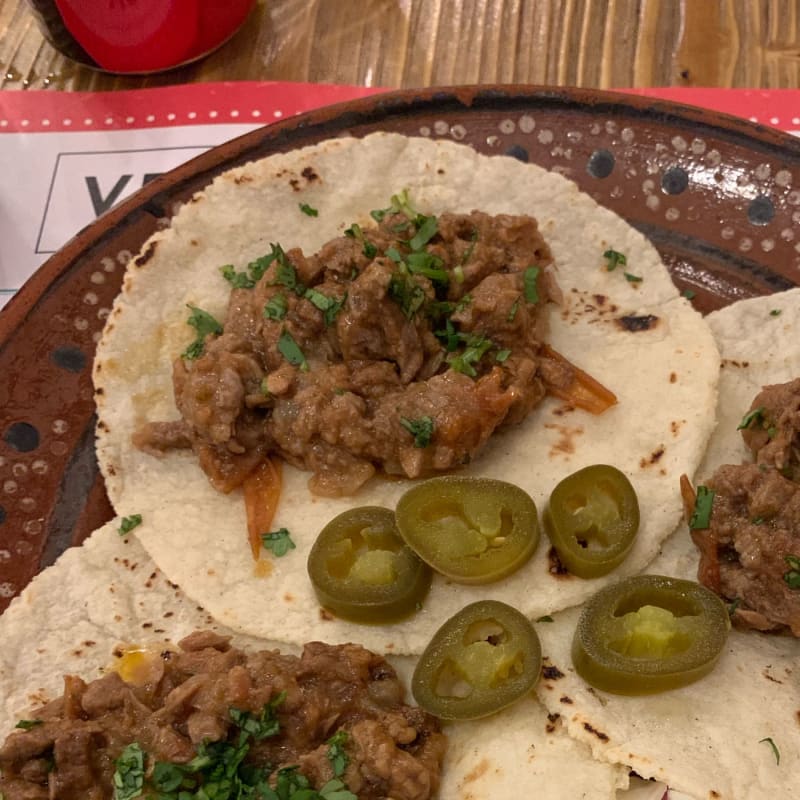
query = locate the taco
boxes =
[531,289,800,800]
[0,521,631,799]
[93,132,720,653]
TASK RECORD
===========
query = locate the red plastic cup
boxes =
[26,0,256,74]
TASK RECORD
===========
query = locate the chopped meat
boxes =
[740,378,800,480]
[135,209,562,495]
[0,634,445,800]
[691,463,800,635]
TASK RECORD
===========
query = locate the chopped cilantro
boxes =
[448,334,494,377]
[767,426,777,439]
[770,309,782,317]
[783,555,800,589]
[327,730,350,777]
[119,514,142,536]
[523,266,540,303]
[406,251,449,284]
[229,692,285,739]
[453,264,465,283]
[751,516,766,525]
[344,223,378,258]
[460,228,479,265]
[495,349,511,362]
[272,259,306,297]
[119,514,142,535]
[113,743,145,800]
[603,249,627,271]
[15,719,43,730]
[727,597,742,617]
[389,272,426,319]
[182,305,223,360]
[220,244,289,290]
[681,289,696,300]
[507,297,520,322]
[299,202,318,217]
[737,407,765,430]
[264,292,288,321]
[400,416,435,448]
[759,737,780,765]
[408,215,438,250]
[370,189,416,222]
[624,272,643,283]
[536,615,554,623]
[278,328,309,371]
[304,288,347,326]
[220,264,255,289]
[688,486,715,530]
[262,528,296,557]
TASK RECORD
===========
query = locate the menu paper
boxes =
[0,83,798,309]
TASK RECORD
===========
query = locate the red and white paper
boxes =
[0,82,797,308]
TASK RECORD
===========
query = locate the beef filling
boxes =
[692,465,800,636]
[739,377,800,480]
[135,209,561,496]
[0,632,446,800]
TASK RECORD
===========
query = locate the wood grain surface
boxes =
[0,0,799,90]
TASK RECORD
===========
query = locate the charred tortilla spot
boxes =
[134,241,158,268]
[234,175,253,184]
[107,465,116,476]
[289,178,301,191]
[710,792,720,799]
[545,423,584,457]
[548,546,572,577]
[593,293,607,306]
[762,669,782,684]
[670,372,677,383]
[639,445,666,469]
[559,695,573,704]
[301,166,320,182]
[284,592,295,602]
[320,608,334,621]
[545,712,561,732]
[617,314,659,332]
[542,664,565,680]
[552,404,576,417]
[582,721,610,742]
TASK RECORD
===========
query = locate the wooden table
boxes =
[1,0,799,91]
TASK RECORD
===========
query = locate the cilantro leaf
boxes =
[536,615,554,623]
[408,215,438,250]
[119,514,143,535]
[388,272,426,319]
[737,407,765,431]
[264,292,288,321]
[448,334,494,377]
[603,249,627,271]
[770,309,782,317]
[220,264,256,289]
[15,719,43,730]
[182,305,223,360]
[624,272,643,283]
[688,486,715,530]
[370,189,416,222]
[299,202,319,217]
[523,266,540,303]
[278,328,309,371]
[783,555,800,589]
[113,743,145,800]
[344,223,378,258]
[262,528,296,557]
[327,730,350,778]
[682,289,696,300]
[400,416,435,448]
[304,288,347,326]
[229,692,285,740]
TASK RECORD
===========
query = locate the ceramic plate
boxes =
[1,85,799,611]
